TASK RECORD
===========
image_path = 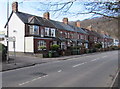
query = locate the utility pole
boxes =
[6,0,9,63]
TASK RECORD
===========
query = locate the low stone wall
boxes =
[9,52,43,58]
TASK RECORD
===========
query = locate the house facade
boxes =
[5,2,115,54]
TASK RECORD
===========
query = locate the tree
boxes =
[33,1,120,19]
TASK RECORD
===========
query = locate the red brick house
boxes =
[4,2,113,54]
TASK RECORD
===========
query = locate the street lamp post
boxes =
[6,0,9,63]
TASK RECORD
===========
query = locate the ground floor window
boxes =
[38,40,46,50]
[60,42,67,50]
[53,41,57,45]
[85,43,88,48]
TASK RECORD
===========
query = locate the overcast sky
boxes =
[0,0,103,32]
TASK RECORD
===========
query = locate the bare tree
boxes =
[33,1,120,19]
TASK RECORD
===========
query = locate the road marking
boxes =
[58,70,62,72]
[19,75,48,86]
[102,56,107,58]
[110,70,119,88]
[73,62,85,68]
[91,58,99,62]
[91,59,97,62]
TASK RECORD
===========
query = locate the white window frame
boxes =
[51,28,56,37]
[29,25,39,35]
[81,35,84,39]
[38,40,46,50]
[45,27,49,36]
[41,28,44,37]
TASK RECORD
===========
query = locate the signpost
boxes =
[6,37,16,65]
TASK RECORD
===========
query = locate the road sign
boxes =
[6,37,16,42]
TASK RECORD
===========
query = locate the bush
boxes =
[51,44,60,51]
[38,46,46,50]
[110,46,118,50]
[0,43,7,62]
[95,43,102,49]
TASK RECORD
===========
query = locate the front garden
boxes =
[41,43,120,58]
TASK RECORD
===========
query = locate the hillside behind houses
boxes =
[70,17,118,38]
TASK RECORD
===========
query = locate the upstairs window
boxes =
[51,28,55,37]
[29,25,39,35]
[41,28,44,37]
[45,27,49,36]
[65,32,67,38]
[81,35,84,39]
[60,31,63,38]
[68,33,70,38]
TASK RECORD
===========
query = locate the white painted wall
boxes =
[8,13,25,52]
[25,37,34,53]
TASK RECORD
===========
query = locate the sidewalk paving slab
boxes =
[1,50,117,72]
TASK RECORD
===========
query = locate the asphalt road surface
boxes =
[2,51,118,87]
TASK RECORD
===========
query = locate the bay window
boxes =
[29,25,39,35]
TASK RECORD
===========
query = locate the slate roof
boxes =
[15,12,55,28]
[58,22,75,32]
[81,28,98,37]
[5,11,112,40]
[69,25,88,35]
[49,20,65,30]
[15,12,76,32]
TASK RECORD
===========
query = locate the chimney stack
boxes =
[75,21,81,27]
[87,25,92,31]
[105,32,109,36]
[101,31,105,34]
[63,18,68,24]
[43,12,50,20]
[12,2,18,12]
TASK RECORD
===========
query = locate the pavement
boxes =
[2,50,118,87]
[2,53,90,71]
[1,50,118,72]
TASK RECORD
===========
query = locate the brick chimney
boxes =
[12,2,18,12]
[105,32,109,36]
[87,25,92,31]
[75,21,81,27]
[101,31,105,34]
[43,12,50,19]
[63,18,68,24]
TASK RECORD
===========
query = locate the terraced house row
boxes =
[5,2,113,53]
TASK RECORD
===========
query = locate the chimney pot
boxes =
[87,25,92,31]
[75,21,81,27]
[101,31,105,34]
[43,12,50,19]
[12,2,18,12]
[63,18,68,24]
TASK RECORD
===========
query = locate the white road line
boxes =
[102,56,107,58]
[110,70,119,88]
[58,70,62,72]
[73,62,85,68]
[91,59,97,62]
[91,58,100,62]
[19,75,48,86]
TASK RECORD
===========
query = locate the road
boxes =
[2,51,118,87]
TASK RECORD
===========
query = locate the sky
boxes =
[0,0,102,32]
